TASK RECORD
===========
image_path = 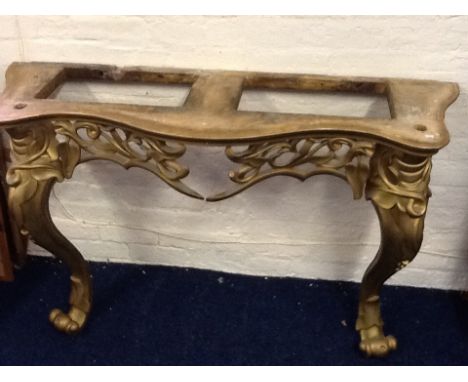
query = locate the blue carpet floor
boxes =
[0,256,468,365]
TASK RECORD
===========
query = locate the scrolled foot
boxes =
[49,306,88,334]
[359,325,397,357]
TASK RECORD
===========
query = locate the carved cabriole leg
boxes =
[4,118,196,333]
[357,144,431,357]
[6,124,91,333]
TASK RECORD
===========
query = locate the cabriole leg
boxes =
[6,124,91,333]
[18,179,91,332]
[356,145,431,357]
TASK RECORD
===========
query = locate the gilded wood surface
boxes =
[210,138,374,201]
[356,145,431,357]
[0,62,460,152]
[0,62,460,358]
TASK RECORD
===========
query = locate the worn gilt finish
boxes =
[0,62,459,357]
[210,138,375,201]
[357,145,432,356]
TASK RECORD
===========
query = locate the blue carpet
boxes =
[0,256,467,365]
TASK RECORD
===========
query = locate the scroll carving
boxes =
[50,119,201,199]
[6,125,81,233]
[209,137,375,201]
[6,119,201,233]
[365,146,431,217]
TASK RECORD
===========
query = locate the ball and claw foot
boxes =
[359,325,397,357]
[49,306,88,334]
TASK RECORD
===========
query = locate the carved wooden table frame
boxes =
[0,62,459,358]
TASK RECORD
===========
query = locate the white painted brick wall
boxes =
[1,16,468,290]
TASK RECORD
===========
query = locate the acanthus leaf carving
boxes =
[365,145,432,217]
[51,120,193,185]
[208,137,375,201]
[6,119,203,233]
[6,125,79,233]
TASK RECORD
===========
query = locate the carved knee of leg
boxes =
[6,123,81,235]
[366,146,431,261]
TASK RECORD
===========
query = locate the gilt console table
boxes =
[0,62,459,358]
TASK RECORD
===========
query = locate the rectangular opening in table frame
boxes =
[238,88,391,119]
